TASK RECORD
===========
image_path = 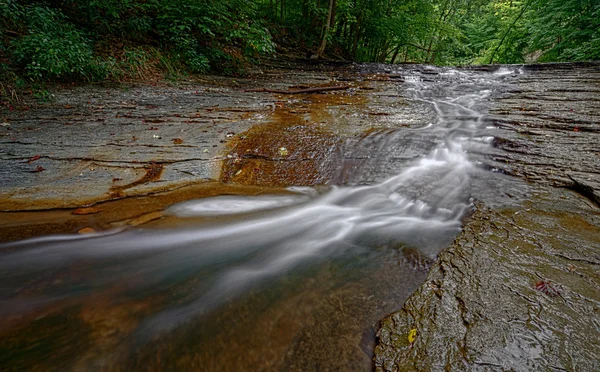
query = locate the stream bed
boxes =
[1,62,599,371]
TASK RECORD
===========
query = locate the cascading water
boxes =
[0,65,520,370]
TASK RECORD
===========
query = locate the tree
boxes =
[317,0,337,57]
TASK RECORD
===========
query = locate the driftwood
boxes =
[245,85,350,94]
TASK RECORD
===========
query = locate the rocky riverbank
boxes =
[1,60,599,371]
[375,62,600,371]
[0,59,436,241]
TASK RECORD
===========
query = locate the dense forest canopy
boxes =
[1,0,599,84]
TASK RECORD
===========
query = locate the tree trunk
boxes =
[302,0,308,19]
[317,0,337,57]
[390,44,401,64]
[335,17,345,40]
[351,14,362,59]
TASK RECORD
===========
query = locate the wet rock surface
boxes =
[0,62,433,213]
[376,192,600,371]
[1,61,599,371]
[488,63,600,206]
[0,60,436,241]
[375,63,600,371]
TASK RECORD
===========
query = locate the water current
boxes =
[0,65,521,370]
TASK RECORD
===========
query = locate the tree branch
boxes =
[245,85,350,94]
[489,1,531,64]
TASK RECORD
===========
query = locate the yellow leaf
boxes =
[278,147,289,156]
[408,328,417,343]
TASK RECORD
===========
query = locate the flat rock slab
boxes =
[0,63,435,212]
[375,189,600,371]
[488,62,600,205]
[0,83,276,210]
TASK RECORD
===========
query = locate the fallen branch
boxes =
[245,85,350,94]
[3,30,20,37]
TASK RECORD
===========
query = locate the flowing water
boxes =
[0,66,522,371]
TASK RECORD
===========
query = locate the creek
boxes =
[1,66,532,370]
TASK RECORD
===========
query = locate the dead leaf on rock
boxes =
[72,207,103,215]
[27,155,41,163]
[278,147,289,156]
[78,227,96,234]
[535,280,560,297]
[408,328,417,343]
[172,138,184,144]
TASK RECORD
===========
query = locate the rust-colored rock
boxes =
[127,211,164,227]
[72,207,103,215]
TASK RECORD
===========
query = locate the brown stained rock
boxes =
[219,93,367,187]
[0,182,294,242]
[110,163,164,194]
[220,120,342,187]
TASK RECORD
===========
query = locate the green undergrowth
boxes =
[0,0,275,103]
[1,0,598,105]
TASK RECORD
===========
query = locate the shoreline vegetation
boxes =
[1,0,599,102]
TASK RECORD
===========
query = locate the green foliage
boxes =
[0,0,25,28]
[258,0,599,65]
[0,0,598,87]
[438,0,600,65]
[8,5,105,81]
[0,0,275,82]
[153,0,274,72]
[527,0,600,62]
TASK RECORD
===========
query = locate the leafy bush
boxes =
[166,31,210,73]
[11,6,105,81]
[1,0,278,82]
[0,0,24,28]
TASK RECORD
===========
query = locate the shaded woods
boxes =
[1,0,599,86]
